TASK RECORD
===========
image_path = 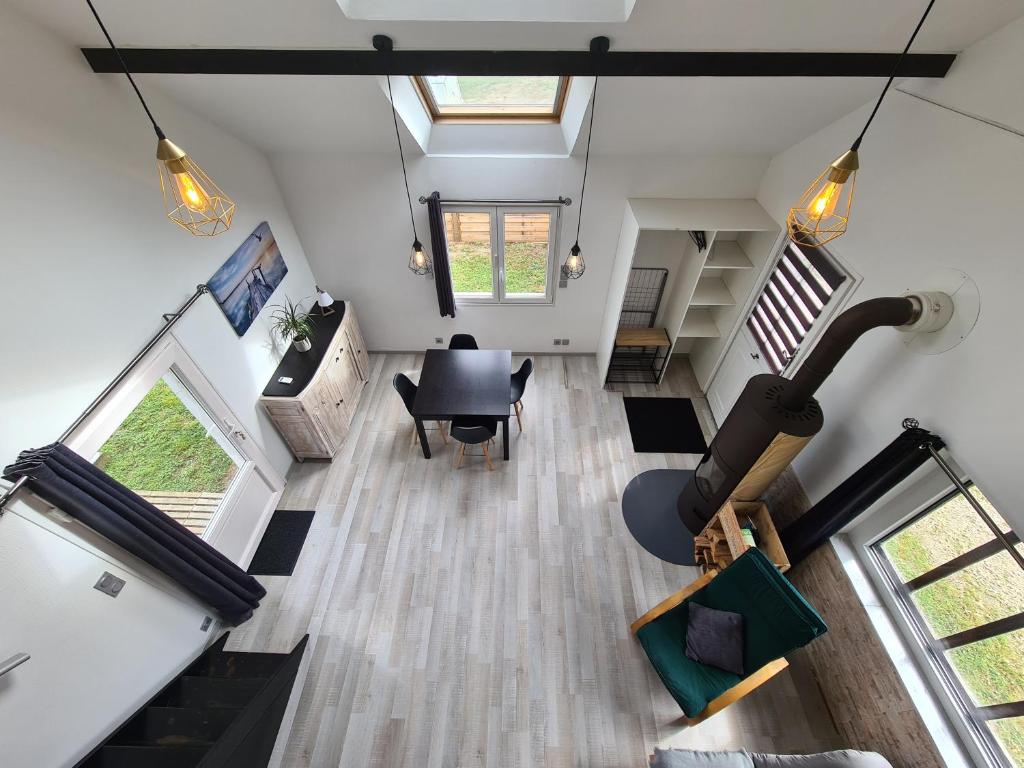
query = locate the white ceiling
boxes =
[10,0,1024,157]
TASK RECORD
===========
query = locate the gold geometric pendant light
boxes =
[87,0,235,237]
[787,0,935,249]
[156,136,235,236]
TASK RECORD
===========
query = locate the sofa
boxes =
[650,749,893,768]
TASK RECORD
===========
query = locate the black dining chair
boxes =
[510,358,534,431]
[448,334,479,350]
[393,372,448,447]
[450,416,498,470]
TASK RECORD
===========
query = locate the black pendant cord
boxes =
[85,0,165,139]
[574,76,599,248]
[850,0,936,151]
[386,75,419,244]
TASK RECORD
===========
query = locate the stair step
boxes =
[89,745,207,768]
[156,676,267,710]
[111,707,238,747]
[187,649,288,680]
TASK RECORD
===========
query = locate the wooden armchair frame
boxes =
[630,569,790,726]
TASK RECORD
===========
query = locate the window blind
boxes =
[746,242,847,374]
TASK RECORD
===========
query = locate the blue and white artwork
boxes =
[209,221,288,337]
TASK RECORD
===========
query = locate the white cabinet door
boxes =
[707,327,769,425]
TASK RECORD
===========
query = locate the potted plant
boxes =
[270,298,315,352]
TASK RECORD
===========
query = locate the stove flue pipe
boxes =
[779,296,920,411]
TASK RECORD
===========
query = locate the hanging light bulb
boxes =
[563,242,585,279]
[786,0,934,248]
[787,147,858,248]
[87,0,235,237]
[563,77,599,281]
[156,135,236,236]
[409,238,430,276]
[386,76,432,276]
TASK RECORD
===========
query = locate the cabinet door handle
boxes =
[335,356,340,362]
[336,400,343,407]
[750,353,760,360]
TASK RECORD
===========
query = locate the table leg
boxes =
[502,417,510,460]
[415,418,431,458]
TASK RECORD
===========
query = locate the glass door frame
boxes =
[67,337,284,557]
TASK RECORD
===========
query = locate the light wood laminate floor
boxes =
[228,354,840,767]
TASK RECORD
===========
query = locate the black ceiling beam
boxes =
[81,48,956,78]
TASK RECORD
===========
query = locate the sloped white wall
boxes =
[756,15,1024,533]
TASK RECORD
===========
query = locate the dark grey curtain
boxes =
[779,426,945,566]
[426,191,456,318]
[4,443,265,624]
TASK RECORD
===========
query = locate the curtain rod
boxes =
[0,284,211,518]
[418,196,572,207]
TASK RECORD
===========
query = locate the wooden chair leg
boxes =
[514,400,524,431]
[454,442,466,469]
[482,442,495,471]
[437,421,449,444]
[411,426,419,448]
[684,658,790,726]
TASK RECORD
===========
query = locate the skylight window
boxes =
[412,76,570,122]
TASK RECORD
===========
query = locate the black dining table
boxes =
[412,348,512,460]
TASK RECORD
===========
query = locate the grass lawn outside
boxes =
[99,379,237,494]
[881,489,1024,765]
[448,76,559,106]
[449,241,549,296]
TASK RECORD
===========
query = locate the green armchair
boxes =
[631,548,827,723]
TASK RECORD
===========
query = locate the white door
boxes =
[68,338,284,565]
[707,327,769,425]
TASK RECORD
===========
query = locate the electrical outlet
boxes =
[553,339,562,346]
[435,337,443,344]
[561,338,570,346]
[94,571,125,598]
[200,616,213,632]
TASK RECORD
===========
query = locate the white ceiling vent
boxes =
[337,0,636,23]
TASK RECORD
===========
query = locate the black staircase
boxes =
[76,633,308,768]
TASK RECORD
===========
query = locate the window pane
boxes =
[989,717,1024,768]
[444,211,494,297]
[425,76,559,109]
[98,374,242,537]
[912,548,1024,637]
[503,212,550,298]
[946,628,1024,707]
[881,489,1004,582]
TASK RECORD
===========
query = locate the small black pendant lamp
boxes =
[86,0,235,237]
[387,76,431,275]
[563,76,599,280]
[787,0,936,247]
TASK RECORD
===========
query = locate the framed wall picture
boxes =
[208,221,288,337]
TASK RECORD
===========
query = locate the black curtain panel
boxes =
[426,191,456,318]
[3,443,265,625]
[779,426,945,566]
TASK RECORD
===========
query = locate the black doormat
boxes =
[623,397,709,454]
[247,510,315,576]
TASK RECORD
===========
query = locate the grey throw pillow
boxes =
[651,748,755,768]
[752,750,894,768]
[684,602,745,675]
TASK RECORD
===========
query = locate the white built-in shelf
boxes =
[678,309,721,339]
[703,240,754,271]
[691,277,736,307]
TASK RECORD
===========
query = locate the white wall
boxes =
[0,6,315,764]
[270,151,769,355]
[0,5,315,478]
[756,15,1024,534]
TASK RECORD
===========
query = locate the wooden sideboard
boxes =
[259,301,368,460]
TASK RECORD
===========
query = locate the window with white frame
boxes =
[870,483,1024,767]
[746,240,849,373]
[442,205,560,304]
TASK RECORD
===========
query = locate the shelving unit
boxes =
[678,309,721,338]
[597,199,781,388]
[607,327,672,384]
[693,500,790,574]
